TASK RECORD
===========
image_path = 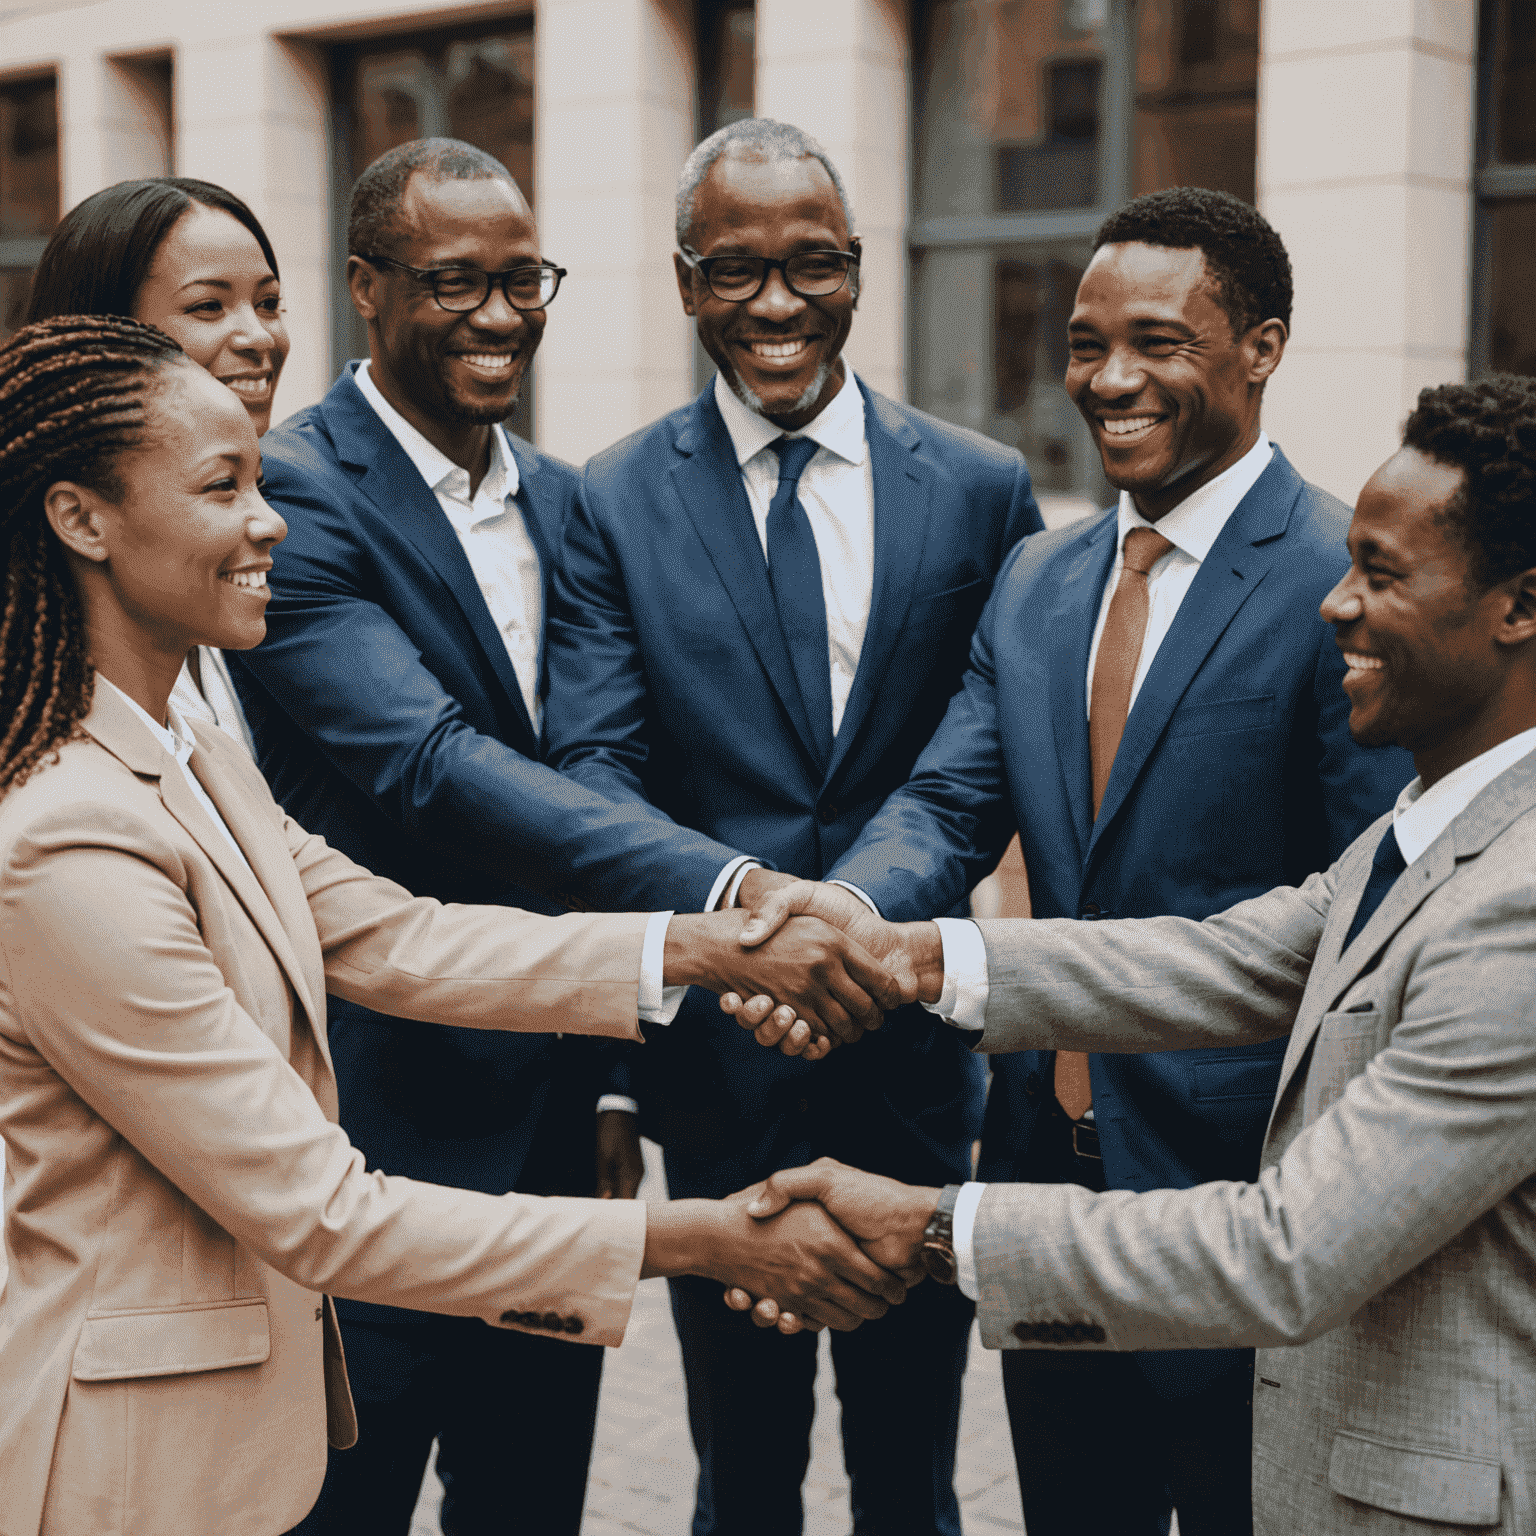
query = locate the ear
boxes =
[1247,317,1288,386]
[1495,565,1536,648]
[674,252,699,317]
[42,482,112,565]
[347,255,380,322]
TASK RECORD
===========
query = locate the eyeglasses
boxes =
[678,246,860,303]
[356,253,567,312]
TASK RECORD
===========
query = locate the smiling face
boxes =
[1065,242,1283,520]
[132,204,290,436]
[350,173,544,441]
[676,152,857,429]
[1320,447,1522,780]
[78,360,286,658]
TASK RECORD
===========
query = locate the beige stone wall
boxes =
[1257,0,1476,507]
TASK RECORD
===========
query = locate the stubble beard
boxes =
[724,358,833,421]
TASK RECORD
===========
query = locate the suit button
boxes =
[564,1316,584,1335]
[818,804,839,825]
[1023,1072,1042,1100]
[542,1312,562,1331]
[1080,902,1100,918]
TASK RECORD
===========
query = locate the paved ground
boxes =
[410,1138,1026,1536]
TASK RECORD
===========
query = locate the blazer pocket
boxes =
[1163,693,1275,741]
[1191,1051,1283,1102]
[71,1299,271,1381]
[1328,1431,1501,1526]
[1304,1010,1383,1120]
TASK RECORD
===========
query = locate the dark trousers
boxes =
[288,1311,604,1536]
[669,1267,975,1536]
[999,1099,1253,1536]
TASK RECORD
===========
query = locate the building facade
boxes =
[1,0,1530,512]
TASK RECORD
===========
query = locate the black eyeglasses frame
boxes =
[677,244,862,303]
[354,253,567,313]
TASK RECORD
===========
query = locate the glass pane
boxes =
[700,3,755,135]
[0,76,60,239]
[1491,0,1536,164]
[914,0,1109,220]
[911,243,1107,504]
[353,51,437,179]
[446,36,535,205]
[1132,0,1258,200]
[1486,199,1536,376]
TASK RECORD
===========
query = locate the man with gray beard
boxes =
[541,118,1041,1536]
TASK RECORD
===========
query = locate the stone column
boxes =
[1257,1,1476,504]
[755,0,910,403]
[534,0,697,464]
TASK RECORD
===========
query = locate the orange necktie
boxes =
[1056,525,1174,1123]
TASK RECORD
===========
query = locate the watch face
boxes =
[921,1240,958,1286]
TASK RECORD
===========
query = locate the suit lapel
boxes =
[670,386,823,767]
[1086,449,1301,865]
[1050,514,1118,865]
[322,373,539,749]
[825,385,931,786]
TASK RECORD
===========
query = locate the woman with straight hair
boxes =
[0,315,905,1536]
[27,176,290,754]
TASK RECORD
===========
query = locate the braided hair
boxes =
[0,314,184,794]
[1402,374,1536,591]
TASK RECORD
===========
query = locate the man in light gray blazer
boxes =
[734,372,1536,1534]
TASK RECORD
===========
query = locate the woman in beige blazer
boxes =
[0,316,907,1536]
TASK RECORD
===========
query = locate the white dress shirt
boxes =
[171,647,257,759]
[353,362,545,733]
[945,726,1536,1300]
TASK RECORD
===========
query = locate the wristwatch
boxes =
[920,1184,963,1285]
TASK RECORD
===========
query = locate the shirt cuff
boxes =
[638,911,686,1024]
[953,1181,986,1301]
[708,855,760,911]
[921,917,989,1031]
[596,1094,640,1116]
[826,879,881,917]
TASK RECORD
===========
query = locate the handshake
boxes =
[666,871,947,1062]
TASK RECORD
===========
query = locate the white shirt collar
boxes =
[713,368,868,470]
[352,360,520,509]
[1116,431,1273,564]
[1390,727,1536,865]
[99,675,196,766]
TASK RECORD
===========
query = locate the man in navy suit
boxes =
[541,119,1041,1536]
[230,139,796,1536]
[794,189,1416,1535]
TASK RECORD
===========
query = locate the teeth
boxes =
[1101,416,1159,436]
[750,339,809,360]
[222,570,268,589]
[460,353,514,371]
[1344,653,1382,671]
[225,378,270,398]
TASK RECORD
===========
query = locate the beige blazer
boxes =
[0,683,654,1536]
[968,749,1536,1532]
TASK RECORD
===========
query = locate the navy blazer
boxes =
[542,379,1043,1196]
[229,367,739,1322]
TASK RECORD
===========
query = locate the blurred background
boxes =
[1,0,1530,518]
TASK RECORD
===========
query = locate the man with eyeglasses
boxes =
[228,137,784,1536]
[541,118,1042,1536]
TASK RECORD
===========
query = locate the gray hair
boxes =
[675,118,854,249]
[349,137,523,258]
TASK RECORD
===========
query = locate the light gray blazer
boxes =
[969,749,1536,1534]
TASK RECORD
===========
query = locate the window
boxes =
[331,16,537,435]
[1472,0,1536,378]
[0,72,59,340]
[910,0,1257,511]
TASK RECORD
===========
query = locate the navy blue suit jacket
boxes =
[230,367,741,1322]
[832,447,1413,1388]
[542,379,1043,1197]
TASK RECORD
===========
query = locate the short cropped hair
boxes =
[675,118,853,248]
[1094,187,1292,338]
[348,137,519,258]
[1402,374,1536,590]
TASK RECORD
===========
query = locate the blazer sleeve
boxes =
[0,808,647,1342]
[237,460,742,915]
[828,556,1024,919]
[969,849,1536,1353]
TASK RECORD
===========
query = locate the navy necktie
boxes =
[1341,823,1407,952]
[765,435,833,766]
